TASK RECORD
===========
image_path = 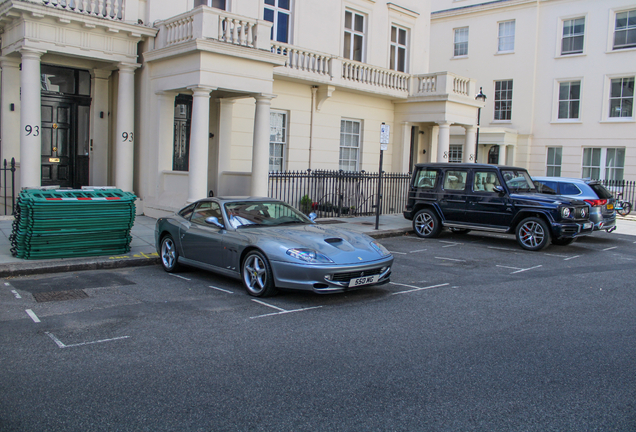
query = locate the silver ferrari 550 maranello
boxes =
[155,197,394,297]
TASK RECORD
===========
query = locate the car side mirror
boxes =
[493,185,505,195]
[308,212,317,222]
[205,216,225,229]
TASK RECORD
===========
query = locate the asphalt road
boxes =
[1,230,635,431]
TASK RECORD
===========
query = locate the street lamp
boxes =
[474,87,487,163]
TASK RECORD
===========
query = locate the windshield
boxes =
[501,170,536,192]
[224,201,312,229]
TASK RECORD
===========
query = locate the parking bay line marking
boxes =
[410,249,427,253]
[388,251,407,255]
[390,282,450,295]
[434,257,466,262]
[11,290,21,299]
[25,309,40,323]
[209,285,233,294]
[496,265,542,274]
[250,299,323,319]
[603,246,618,251]
[169,274,191,281]
[488,247,517,252]
[45,332,130,349]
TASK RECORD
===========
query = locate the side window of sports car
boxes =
[191,202,223,226]
[178,203,196,220]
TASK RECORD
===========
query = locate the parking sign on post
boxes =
[376,123,390,229]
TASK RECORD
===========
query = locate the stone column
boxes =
[251,94,275,197]
[187,86,215,202]
[464,126,477,163]
[115,63,138,192]
[1,57,21,164]
[216,98,235,196]
[19,49,45,188]
[436,122,451,163]
[91,69,112,186]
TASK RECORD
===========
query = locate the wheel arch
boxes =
[510,211,554,233]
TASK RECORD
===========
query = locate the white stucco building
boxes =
[0,0,484,217]
[430,0,635,180]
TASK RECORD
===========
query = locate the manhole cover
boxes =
[33,290,89,303]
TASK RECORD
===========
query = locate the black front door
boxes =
[41,98,74,188]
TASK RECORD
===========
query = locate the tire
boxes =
[515,217,551,251]
[449,228,471,234]
[241,250,277,297]
[551,237,575,246]
[412,209,442,238]
[160,234,181,272]
[618,201,632,216]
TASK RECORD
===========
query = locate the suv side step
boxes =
[443,222,508,233]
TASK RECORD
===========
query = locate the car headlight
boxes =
[370,240,391,256]
[286,248,334,263]
[561,207,571,218]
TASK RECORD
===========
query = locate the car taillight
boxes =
[584,199,607,207]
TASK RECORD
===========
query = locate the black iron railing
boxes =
[269,169,411,218]
[601,179,635,205]
[1,158,16,215]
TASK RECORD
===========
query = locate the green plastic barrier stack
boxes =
[10,188,136,259]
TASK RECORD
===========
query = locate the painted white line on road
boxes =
[209,285,233,294]
[603,246,618,251]
[11,290,21,299]
[4,282,11,286]
[564,255,580,261]
[439,241,462,248]
[25,309,40,323]
[45,332,130,349]
[390,282,450,295]
[488,246,516,251]
[510,265,542,274]
[251,299,286,312]
[545,253,569,258]
[434,257,466,262]
[410,249,427,253]
[496,264,542,274]
[250,306,323,319]
[169,274,191,281]
[388,251,407,255]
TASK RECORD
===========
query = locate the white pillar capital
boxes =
[188,85,216,97]
[19,48,46,60]
[92,69,113,80]
[117,62,140,74]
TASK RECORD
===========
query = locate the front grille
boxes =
[332,267,383,282]
[574,206,588,220]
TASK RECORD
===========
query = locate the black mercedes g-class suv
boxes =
[403,163,593,251]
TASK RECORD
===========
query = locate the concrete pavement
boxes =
[1,212,634,278]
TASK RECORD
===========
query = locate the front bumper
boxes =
[270,256,394,293]
[552,220,594,239]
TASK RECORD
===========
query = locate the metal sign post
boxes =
[375,123,389,230]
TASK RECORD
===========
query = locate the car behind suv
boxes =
[532,177,616,233]
[403,164,593,251]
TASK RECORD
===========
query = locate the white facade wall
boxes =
[430,0,636,180]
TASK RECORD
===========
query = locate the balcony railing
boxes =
[155,6,272,51]
[41,0,124,20]
[270,42,475,100]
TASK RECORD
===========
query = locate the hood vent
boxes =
[325,237,344,245]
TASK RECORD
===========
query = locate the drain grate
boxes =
[33,290,89,303]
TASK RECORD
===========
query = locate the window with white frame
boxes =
[582,148,625,180]
[609,77,634,118]
[561,17,585,55]
[498,21,515,52]
[390,25,408,72]
[344,10,365,62]
[449,145,462,163]
[613,9,636,50]
[454,27,468,57]
[494,80,513,120]
[340,119,361,171]
[558,81,581,119]
[546,147,562,176]
[269,111,287,172]
[264,0,291,43]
